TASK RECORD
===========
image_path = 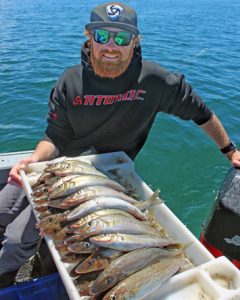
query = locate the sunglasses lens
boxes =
[94,29,110,44]
[114,32,133,46]
[93,29,133,46]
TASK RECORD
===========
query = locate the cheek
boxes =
[120,42,135,59]
[121,48,131,59]
[92,42,101,58]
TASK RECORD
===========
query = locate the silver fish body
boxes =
[67,197,146,222]
[45,159,92,173]
[103,255,185,300]
[65,185,139,205]
[49,175,125,199]
[89,233,173,252]
[91,247,184,295]
[58,186,139,209]
[69,209,135,229]
[54,164,107,177]
[48,175,80,192]
[76,214,161,239]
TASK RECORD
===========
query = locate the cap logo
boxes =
[106,4,123,21]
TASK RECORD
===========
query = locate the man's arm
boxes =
[30,140,59,162]
[200,113,240,167]
[8,140,58,185]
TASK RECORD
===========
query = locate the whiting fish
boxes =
[89,233,173,252]
[77,214,162,239]
[90,247,185,295]
[48,175,126,199]
[102,255,185,300]
[66,197,148,222]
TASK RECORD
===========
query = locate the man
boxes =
[0,2,240,288]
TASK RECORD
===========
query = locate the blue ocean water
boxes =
[0,0,239,236]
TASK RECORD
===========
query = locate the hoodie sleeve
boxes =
[158,71,213,125]
[41,77,74,154]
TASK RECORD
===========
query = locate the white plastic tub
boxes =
[20,151,240,300]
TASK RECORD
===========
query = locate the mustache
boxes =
[99,49,122,56]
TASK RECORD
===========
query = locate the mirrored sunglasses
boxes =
[92,29,134,46]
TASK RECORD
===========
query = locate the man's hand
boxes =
[228,150,240,168]
[8,141,58,186]
[8,156,38,185]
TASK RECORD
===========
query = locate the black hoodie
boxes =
[43,41,212,159]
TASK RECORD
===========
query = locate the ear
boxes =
[134,36,140,48]
[135,41,140,48]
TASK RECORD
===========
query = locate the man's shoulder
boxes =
[61,64,83,78]
[141,60,175,81]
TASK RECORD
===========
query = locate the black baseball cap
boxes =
[85,2,140,35]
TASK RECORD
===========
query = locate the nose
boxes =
[105,37,117,49]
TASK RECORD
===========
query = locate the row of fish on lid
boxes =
[30,158,189,299]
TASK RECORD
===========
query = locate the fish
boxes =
[90,247,186,295]
[48,175,80,192]
[38,210,52,220]
[64,234,85,245]
[75,249,123,275]
[61,186,140,207]
[48,175,126,199]
[66,197,148,222]
[33,194,49,204]
[60,252,88,264]
[31,183,49,197]
[95,248,122,259]
[75,214,163,239]
[64,261,84,278]
[73,271,102,297]
[54,241,69,254]
[31,172,53,188]
[88,233,173,252]
[67,190,162,224]
[36,210,70,234]
[74,252,112,275]
[44,175,62,186]
[68,241,99,254]
[102,255,185,300]
[53,163,107,178]
[44,159,92,173]
[53,223,76,240]
[35,202,51,212]
[47,198,71,209]
[49,185,139,210]
[69,209,135,229]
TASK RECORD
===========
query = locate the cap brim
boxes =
[85,22,140,35]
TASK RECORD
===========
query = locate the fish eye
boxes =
[110,296,116,300]
[106,277,113,284]
[87,221,92,226]
[88,260,93,266]
[84,242,91,248]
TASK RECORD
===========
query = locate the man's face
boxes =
[90,27,136,79]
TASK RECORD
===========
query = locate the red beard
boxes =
[90,41,134,79]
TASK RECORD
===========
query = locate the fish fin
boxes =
[138,189,163,210]
[165,241,193,252]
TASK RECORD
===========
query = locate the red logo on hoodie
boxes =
[72,90,146,106]
[73,96,83,106]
